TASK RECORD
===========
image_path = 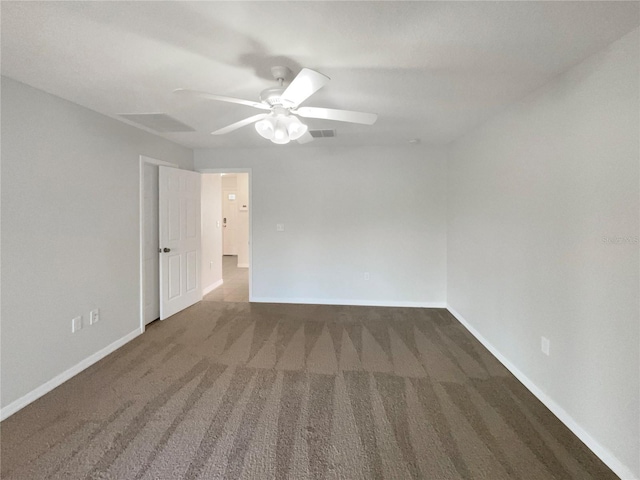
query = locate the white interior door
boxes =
[143,163,160,324]
[159,166,202,320]
[223,189,238,255]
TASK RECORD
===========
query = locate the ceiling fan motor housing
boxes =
[270,66,291,82]
[260,66,295,107]
[259,86,287,107]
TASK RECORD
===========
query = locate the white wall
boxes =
[1,77,194,413]
[201,174,223,293]
[236,173,250,268]
[447,28,639,479]
[196,144,447,306]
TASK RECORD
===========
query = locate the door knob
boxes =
[163,248,171,253]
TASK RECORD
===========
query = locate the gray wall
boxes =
[195,145,447,306]
[1,77,194,409]
[447,29,639,477]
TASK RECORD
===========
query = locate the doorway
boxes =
[202,172,251,303]
[141,165,252,328]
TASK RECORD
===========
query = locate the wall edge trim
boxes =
[251,297,446,308]
[1,327,144,421]
[202,279,224,296]
[447,305,638,480]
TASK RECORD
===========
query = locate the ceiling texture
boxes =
[2,1,638,149]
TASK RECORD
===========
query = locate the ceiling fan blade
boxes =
[281,68,330,107]
[211,113,269,135]
[296,131,314,144]
[294,106,378,125]
[173,89,270,110]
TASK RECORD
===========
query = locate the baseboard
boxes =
[250,297,446,309]
[446,305,638,480]
[0,327,143,422]
[202,279,223,296]
[237,263,249,268]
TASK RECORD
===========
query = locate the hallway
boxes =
[204,255,249,303]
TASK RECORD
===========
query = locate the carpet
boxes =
[0,302,617,479]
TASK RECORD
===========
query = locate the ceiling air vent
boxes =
[118,113,195,133]
[309,129,336,138]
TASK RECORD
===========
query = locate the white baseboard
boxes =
[202,279,224,296]
[0,327,143,421]
[237,263,249,268]
[250,297,446,308]
[446,305,638,480]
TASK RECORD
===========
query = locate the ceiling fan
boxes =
[174,66,378,144]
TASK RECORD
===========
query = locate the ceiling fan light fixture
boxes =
[286,115,308,141]
[255,116,275,140]
[256,114,306,144]
[271,118,291,144]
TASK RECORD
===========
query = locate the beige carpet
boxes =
[1,302,617,479]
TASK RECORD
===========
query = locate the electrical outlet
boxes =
[541,336,550,356]
[72,316,83,333]
[276,223,285,232]
[364,272,370,281]
[90,309,100,325]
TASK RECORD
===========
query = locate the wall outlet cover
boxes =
[541,336,550,356]
[72,316,83,333]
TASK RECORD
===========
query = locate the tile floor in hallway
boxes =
[204,255,249,302]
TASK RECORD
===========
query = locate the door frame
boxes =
[139,155,178,333]
[198,168,253,302]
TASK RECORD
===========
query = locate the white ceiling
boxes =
[2,1,638,149]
